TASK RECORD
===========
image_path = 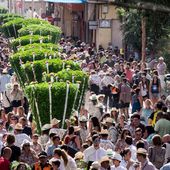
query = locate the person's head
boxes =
[13,83,19,90]
[120,128,131,140]
[111,153,122,167]
[17,106,25,116]
[91,117,101,132]
[152,134,162,146]
[118,114,125,124]
[49,133,56,140]
[135,128,143,141]
[100,156,110,169]
[52,135,60,146]
[6,134,15,145]
[159,57,164,64]
[38,151,48,164]
[68,126,74,135]
[162,134,170,143]
[125,136,133,146]
[22,141,31,151]
[14,123,23,134]
[156,101,164,110]
[10,114,18,124]
[99,129,109,140]
[51,118,60,128]
[53,148,68,166]
[121,148,131,161]
[51,159,60,170]
[156,111,164,122]
[136,140,145,149]
[16,163,27,170]
[19,117,27,127]
[144,99,153,109]
[131,113,140,127]
[32,134,39,143]
[2,147,12,160]
[79,116,87,127]
[92,134,100,148]
[137,148,147,163]
[105,117,114,128]
[143,126,155,139]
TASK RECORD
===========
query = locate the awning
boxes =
[44,0,86,3]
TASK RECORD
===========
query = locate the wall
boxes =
[95,4,123,49]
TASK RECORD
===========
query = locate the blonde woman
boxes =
[50,148,68,170]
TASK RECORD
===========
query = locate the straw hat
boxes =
[41,124,51,131]
[105,117,114,124]
[74,151,84,160]
[137,148,148,156]
[100,129,109,135]
[100,156,110,164]
[14,123,23,130]
[111,108,118,112]
[50,118,60,126]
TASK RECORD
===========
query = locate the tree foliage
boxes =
[118,8,170,55]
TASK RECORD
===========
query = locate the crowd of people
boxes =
[0,35,170,170]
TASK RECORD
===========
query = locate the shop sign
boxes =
[99,19,111,28]
[89,20,98,30]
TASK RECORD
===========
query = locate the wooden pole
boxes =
[141,16,146,62]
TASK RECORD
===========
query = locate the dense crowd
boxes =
[0,36,170,170]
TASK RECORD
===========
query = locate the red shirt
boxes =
[0,157,10,170]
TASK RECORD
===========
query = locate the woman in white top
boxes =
[120,148,136,170]
[50,148,68,170]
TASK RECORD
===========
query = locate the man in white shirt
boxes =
[49,118,66,140]
[14,123,31,147]
[84,134,107,169]
[89,70,101,94]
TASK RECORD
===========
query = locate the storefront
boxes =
[44,0,87,41]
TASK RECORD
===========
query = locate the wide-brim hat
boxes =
[50,118,60,126]
[111,107,118,112]
[137,148,148,156]
[111,153,122,162]
[100,156,110,164]
[105,117,114,124]
[14,123,23,130]
[41,124,51,131]
[100,129,109,135]
[74,151,84,160]
[89,94,97,101]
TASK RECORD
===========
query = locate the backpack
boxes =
[149,146,165,169]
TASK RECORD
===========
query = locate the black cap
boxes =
[38,151,47,158]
